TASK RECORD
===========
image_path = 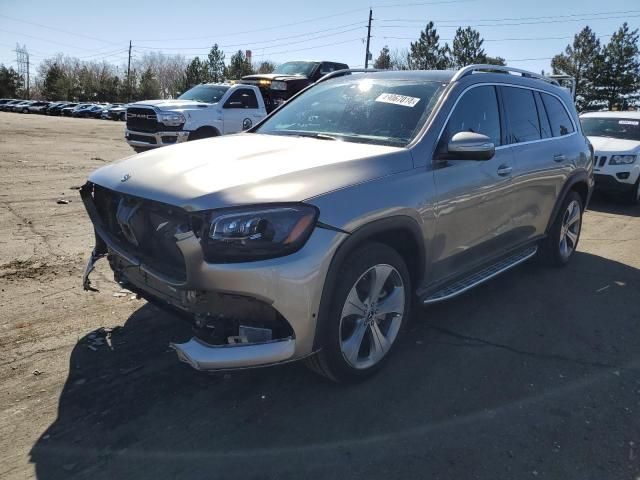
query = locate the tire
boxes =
[538,191,583,267]
[305,242,411,383]
[625,177,640,205]
[188,128,218,141]
[132,147,151,154]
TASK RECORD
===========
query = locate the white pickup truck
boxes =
[125,83,267,152]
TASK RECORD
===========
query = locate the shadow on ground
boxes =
[30,252,640,480]
[587,191,640,217]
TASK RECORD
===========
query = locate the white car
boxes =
[125,83,267,152]
[581,111,640,204]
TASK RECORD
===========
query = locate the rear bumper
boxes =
[125,129,190,148]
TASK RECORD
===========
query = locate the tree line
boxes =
[0,21,638,110]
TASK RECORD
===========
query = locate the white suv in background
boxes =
[581,111,640,204]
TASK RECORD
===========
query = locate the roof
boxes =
[580,111,640,119]
[327,70,456,83]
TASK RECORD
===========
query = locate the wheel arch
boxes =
[312,215,426,351]
[545,170,592,234]
[190,125,221,139]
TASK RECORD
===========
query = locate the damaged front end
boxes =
[79,182,298,371]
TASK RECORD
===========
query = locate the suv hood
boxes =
[131,99,212,110]
[587,135,640,154]
[89,134,410,211]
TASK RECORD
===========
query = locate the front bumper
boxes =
[80,184,345,370]
[125,129,190,149]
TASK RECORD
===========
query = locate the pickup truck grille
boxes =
[91,185,190,281]
[126,107,158,133]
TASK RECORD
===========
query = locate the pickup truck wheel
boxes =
[538,191,583,267]
[305,242,411,383]
[189,128,219,141]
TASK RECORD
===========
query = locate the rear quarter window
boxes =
[541,93,575,137]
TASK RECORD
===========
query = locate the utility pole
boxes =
[15,44,30,98]
[126,40,132,102]
[364,9,373,69]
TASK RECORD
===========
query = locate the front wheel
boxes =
[538,191,583,267]
[625,178,640,205]
[305,243,411,383]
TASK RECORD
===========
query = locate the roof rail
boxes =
[451,64,560,87]
[317,68,384,84]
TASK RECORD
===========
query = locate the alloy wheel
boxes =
[559,199,581,260]
[339,264,405,369]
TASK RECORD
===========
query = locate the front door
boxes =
[430,85,518,283]
[222,88,262,134]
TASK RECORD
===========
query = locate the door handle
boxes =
[497,165,512,176]
[553,154,566,162]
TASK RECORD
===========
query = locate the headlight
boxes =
[201,204,318,262]
[157,111,186,126]
[609,155,637,165]
[271,81,287,91]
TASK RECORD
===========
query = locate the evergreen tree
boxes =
[451,27,487,67]
[138,67,161,100]
[207,44,226,82]
[484,56,506,66]
[41,62,66,99]
[185,56,208,88]
[0,64,22,97]
[551,26,602,111]
[227,50,253,79]
[598,22,640,110]
[373,46,392,69]
[409,22,450,69]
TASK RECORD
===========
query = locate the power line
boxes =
[0,14,118,46]
[134,24,366,52]
[378,8,640,23]
[377,13,640,28]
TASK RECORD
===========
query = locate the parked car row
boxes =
[0,98,127,120]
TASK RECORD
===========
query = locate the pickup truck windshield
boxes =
[178,85,230,103]
[581,117,640,141]
[256,77,445,147]
[273,61,318,76]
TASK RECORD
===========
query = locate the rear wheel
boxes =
[305,243,411,383]
[538,191,583,267]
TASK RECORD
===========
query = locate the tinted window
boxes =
[502,87,541,143]
[256,78,445,147]
[225,89,258,108]
[273,61,318,76]
[581,117,640,141]
[534,92,552,139]
[178,84,230,103]
[541,93,574,137]
[442,85,501,147]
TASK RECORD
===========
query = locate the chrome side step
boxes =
[422,246,538,304]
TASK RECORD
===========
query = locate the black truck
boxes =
[240,60,349,112]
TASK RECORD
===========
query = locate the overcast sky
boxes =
[1,0,639,76]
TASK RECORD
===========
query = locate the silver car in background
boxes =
[81,65,593,382]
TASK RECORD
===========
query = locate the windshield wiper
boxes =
[293,132,338,141]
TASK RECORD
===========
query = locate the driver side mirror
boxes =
[446,132,495,160]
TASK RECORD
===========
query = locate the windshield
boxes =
[178,84,229,103]
[273,61,318,76]
[256,77,445,147]
[581,117,640,141]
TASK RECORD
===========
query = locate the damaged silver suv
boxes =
[81,65,593,382]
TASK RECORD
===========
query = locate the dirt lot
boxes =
[1,112,639,480]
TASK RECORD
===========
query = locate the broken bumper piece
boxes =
[171,337,296,371]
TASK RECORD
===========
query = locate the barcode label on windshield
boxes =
[375,93,421,107]
[619,120,639,126]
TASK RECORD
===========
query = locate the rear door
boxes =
[431,85,519,281]
[501,86,576,241]
[222,88,264,134]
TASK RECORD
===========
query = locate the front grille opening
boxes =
[92,184,191,281]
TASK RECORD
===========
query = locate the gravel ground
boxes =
[0,112,639,480]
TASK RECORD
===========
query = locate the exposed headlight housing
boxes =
[271,81,287,91]
[201,204,318,262]
[609,154,637,165]
[157,111,186,127]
